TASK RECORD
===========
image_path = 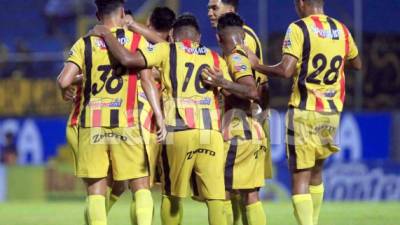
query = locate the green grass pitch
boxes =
[0,194,398,225]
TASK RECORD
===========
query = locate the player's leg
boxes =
[107,180,126,213]
[240,189,265,225]
[83,178,109,225]
[287,108,314,225]
[160,131,195,225]
[77,127,110,225]
[129,177,153,225]
[230,191,244,225]
[309,160,325,225]
[110,126,153,225]
[195,130,227,225]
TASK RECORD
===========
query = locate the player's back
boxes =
[141,40,230,132]
[284,15,358,112]
[68,28,145,128]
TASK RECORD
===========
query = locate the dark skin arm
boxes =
[345,55,362,71]
[88,25,147,69]
[140,69,166,142]
[57,62,81,101]
[126,21,165,44]
[202,67,260,101]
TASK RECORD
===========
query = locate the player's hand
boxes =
[201,66,225,88]
[87,25,111,37]
[61,86,76,102]
[72,74,83,85]
[155,114,167,143]
[243,46,260,68]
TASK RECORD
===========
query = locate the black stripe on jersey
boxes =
[328,100,339,113]
[80,37,93,126]
[286,107,297,170]
[294,20,311,109]
[202,109,212,130]
[244,27,261,78]
[161,145,171,195]
[239,111,252,140]
[110,109,119,128]
[327,17,339,40]
[169,43,187,129]
[225,137,238,190]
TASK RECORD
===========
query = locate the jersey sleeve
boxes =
[219,57,232,82]
[347,32,359,60]
[138,41,169,68]
[227,50,253,81]
[66,38,85,71]
[282,23,304,60]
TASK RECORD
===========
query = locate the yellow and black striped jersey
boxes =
[137,78,160,134]
[67,28,148,127]
[283,14,359,112]
[243,25,267,86]
[139,39,232,132]
[223,45,265,141]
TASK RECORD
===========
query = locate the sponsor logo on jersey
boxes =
[92,132,128,144]
[95,36,130,50]
[68,50,74,57]
[88,98,123,108]
[234,64,248,72]
[180,44,208,55]
[311,26,341,39]
[186,148,216,160]
[180,97,211,106]
[147,43,155,52]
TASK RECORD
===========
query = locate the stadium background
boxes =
[0,0,399,224]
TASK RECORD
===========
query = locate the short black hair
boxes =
[300,0,324,6]
[172,13,200,33]
[95,0,125,16]
[221,0,239,10]
[217,12,244,32]
[150,7,176,32]
[124,9,132,16]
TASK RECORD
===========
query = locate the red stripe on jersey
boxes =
[126,33,141,126]
[144,109,153,131]
[211,51,221,129]
[340,24,350,103]
[70,84,82,126]
[92,109,101,127]
[254,123,262,140]
[185,108,195,128]
[311,16,324,37]
[182,39,192,48]
[315,97,325,112]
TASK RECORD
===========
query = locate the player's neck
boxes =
[101,17,123,29]
[304,7,324,17]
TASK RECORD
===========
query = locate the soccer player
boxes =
[57,1,166,225]
[125,7,176,44]
[246,0,362,225]
[207,1,271,224]
[88,13,259,225]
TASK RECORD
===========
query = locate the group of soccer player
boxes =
[57,0,362,225]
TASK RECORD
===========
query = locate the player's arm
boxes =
[140,69,167,142]
[57,63,81,101]
[202,66,260,101]
[247,52,298,79]
[344,31,362,71]
[126,20,166,44]
[88,25,147,69]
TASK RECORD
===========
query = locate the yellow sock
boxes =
[87,195,107,225]
[133,189,153,225]
[230,194,242,225]
[246,201,266,225]
[161,195,182,225]
[292,194,313,225]
[224,200,233,225]
[309,184,324,225]
[206,200,227,225]
[130,198,137,225]
[84,201,89,225]
[106,194,119,214]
